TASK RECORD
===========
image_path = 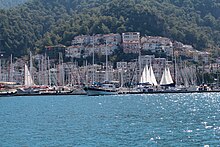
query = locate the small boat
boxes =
[84,81,118,96]
[0,82,17,96]
[197,84,211,91]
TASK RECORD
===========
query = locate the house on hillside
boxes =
[141,36,173,56]
[66,45,82,58]
[122,32,140,53]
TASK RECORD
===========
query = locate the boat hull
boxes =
[84,87,118,96]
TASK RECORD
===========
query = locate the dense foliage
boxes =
[0,0,28,9]
[0,0,220,57]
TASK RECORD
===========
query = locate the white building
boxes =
[72,35,91,45]
[140,55,155,68]
[200,52,210,64]
[84,44,118,56]
[141,36,173,56]
[141,36,172,45]
[72,33,121,46]
[66,46,82,58]
[117,62,127,69]
[122,32,140,42]
[122,32,140,53]
[103,33,121,45]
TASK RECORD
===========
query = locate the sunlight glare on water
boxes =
[0,93,220,146]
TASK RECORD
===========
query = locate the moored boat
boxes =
[84,81,118,96]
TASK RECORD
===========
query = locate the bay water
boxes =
[0,93,220,146]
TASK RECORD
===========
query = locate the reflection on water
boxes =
[0,93,220,146]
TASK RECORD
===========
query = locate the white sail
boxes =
[24,64,35,86]
[160,68,167,85]
[149,65,157,85]
[140,64,157,85]
[140,64,148,83]
[145,65,151,84]
[166,67,173,84]
[160,66,174,85]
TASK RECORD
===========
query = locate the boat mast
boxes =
[175,54,178,85]
[120,66,124,87]
[105,39,108,81]
[58,52,64,86]
[48,56,51,86]
[9,54,14,82]
[173,48,176,86]
[138,36,142,84]
[30,51,33,84]
[85,60,88,85]
[92,35,95,84]
[38,58,41,85]
[0,38,3,81]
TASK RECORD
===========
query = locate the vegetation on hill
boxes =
[0,0,220,57]
[0,0,28,9]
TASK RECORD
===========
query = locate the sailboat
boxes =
[84,40,118,96]
[24,64,35,87]
[160,66,174,86]
[84,81,118,96]
[137,64,158,92]
[0,55,17,96]
[16,64,40,94]
[140,64,149,84]
[140,64,157,85]
[149,64,158,86]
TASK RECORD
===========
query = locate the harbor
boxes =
[0,32,219,97]
[1,0,220,146]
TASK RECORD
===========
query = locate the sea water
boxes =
[0,93,220,146]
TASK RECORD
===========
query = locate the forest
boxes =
[0,0,28,9]
[0,0,220,57]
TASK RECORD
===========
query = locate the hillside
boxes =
[0,0,29,9]
[0,0,220,57]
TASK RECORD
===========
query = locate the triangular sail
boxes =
[24,64,35,86]
[149,65,157,85]
[145,65,151,84]
[160,66,174,85]
[166,67,173,84]
[160,68,167,85]
[140,64,157,85]
[140,64,148,83]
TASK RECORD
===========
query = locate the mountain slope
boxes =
[0,0,220,57]
[0,0,29,9]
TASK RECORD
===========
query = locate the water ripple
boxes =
[0,93,220,146]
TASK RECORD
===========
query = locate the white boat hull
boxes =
[84,87,118,96]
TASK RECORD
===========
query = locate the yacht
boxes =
[84,81,118,96]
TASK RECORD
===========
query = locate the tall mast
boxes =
[59,52,64,86]
[85,60,88,85]
[30,51,33,83]
[48,56,51,86]
[138,37,141,84]
[92,35,95,84]
[0,38,3,81]
[9,54,14,82]
[175,55,178,85]
[105,39,108,81]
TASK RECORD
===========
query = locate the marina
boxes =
[1,0,220,146]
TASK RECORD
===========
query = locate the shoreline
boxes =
[1,90,220,97]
